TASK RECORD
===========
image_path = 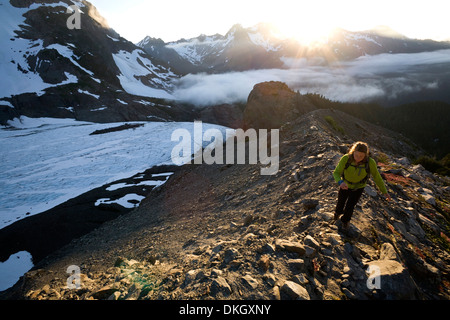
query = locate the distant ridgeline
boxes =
[304,94,450,175]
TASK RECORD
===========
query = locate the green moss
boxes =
[422,224,450,253]
[413,155,450,176]
[324,116,345,135]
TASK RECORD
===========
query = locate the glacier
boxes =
[0,116,229,229]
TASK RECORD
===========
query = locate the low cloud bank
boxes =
[172,49,450,106]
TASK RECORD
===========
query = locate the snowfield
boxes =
[112,49,176,99]
[0,117,229,229]
[0,116,228,291]
[0,251,33,292]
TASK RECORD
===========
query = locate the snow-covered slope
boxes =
[139,23,289,73]
[112,49,175,99]
[0,1,80,98]
[0,117,229,229]
[0,0,185,125]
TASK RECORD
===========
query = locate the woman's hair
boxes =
[349,141,369,161]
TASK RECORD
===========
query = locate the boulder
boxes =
[275,239,306,256]
[91,285,118,300]
[241,275,259,290]
[210,277,232,297]
[301,199,319,211]
[281,281,310,300]
[364,185,377,197]
[379,243,400,261]
[304,235,320,249]
[365,260,416,299]
[422,194,436,206]
[287,259,305,272]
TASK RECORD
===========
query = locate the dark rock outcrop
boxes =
[243,81,316,129]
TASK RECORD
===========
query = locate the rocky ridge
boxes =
[3,106,449,300]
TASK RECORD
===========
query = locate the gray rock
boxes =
[91,286,118,300]
[184,269,205,286]
[364,185,377,197]
[422,194,436,206]
[304,245,316,258]
[304,235,320,249]
[211,269,223,278]
[419,214,441,233]
[260,243,275,254]
[397,157,410,166]
[379,243,399,261]
[224,248,239,264]
[342,287,356,299]
[406,173,421,181]
[365,260,416,299]
[412,164,425,172]
[302,199,319,211]
[241,274,259,290]
[288,259,305,272]
[263,274,277,287]
[293,273,309,286]
[210,277,232,297]
[275,239,306,256]
[281,281,310,300]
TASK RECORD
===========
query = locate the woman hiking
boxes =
[333,141,391,231]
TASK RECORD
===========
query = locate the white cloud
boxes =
[172,70,284,106]
[345,49,450,76]
[172,50,450,106]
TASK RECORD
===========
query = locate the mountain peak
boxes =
[136,35,165,47]
[366,25,407,39]
[225,23,247,37]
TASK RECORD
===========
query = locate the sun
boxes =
[277,22,334,45]
[265,1,346,46]
[273,14,337,46]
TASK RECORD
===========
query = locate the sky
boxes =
[88,0,450,44]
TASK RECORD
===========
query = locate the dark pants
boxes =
[335,187,364,223]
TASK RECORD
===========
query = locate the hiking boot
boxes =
[342,221,350,231]
[333,212,342,222]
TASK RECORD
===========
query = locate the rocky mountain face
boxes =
[138,24,450,74]
[0,0,196,125]
[2,83,449,300]
[138,24,289,74]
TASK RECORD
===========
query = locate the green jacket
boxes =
[333,154,388,194]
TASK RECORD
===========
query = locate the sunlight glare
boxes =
[270,3,338,45]
[276,20,334,45]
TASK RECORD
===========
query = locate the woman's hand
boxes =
[339,182,348,190]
